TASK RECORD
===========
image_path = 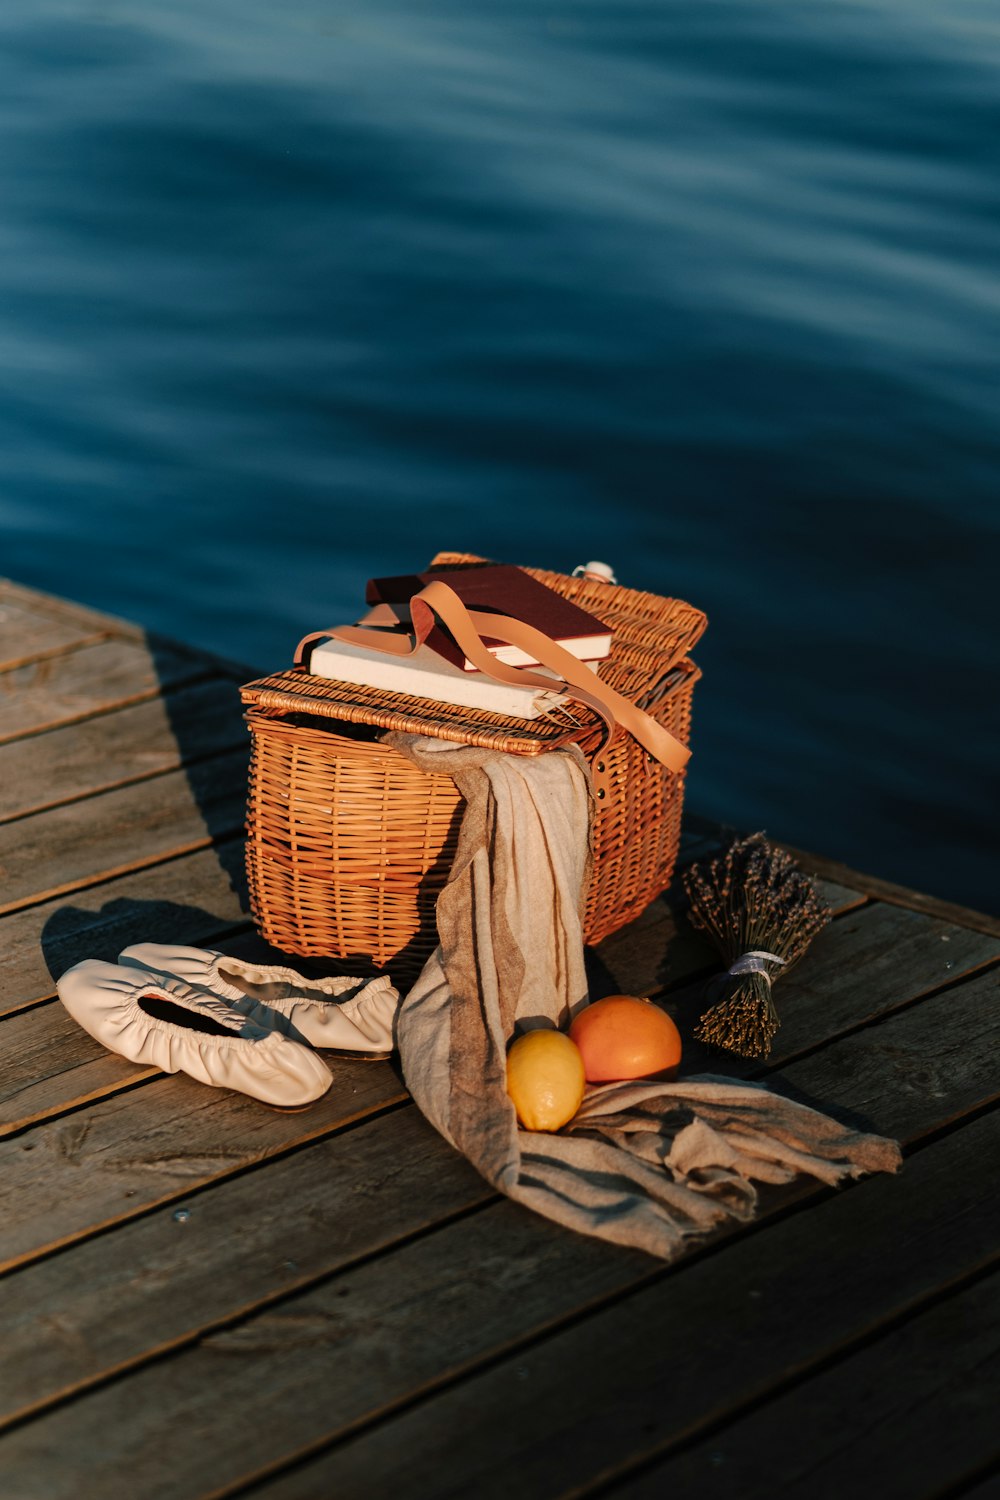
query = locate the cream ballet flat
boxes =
[57,960,333,1108]
[118,943,399,1059]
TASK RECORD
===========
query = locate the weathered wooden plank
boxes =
[768,900,1000,1051]
[591,875,867,1000]
[0,809,868,1132]
[0,747,249,915]
[0,1058,407,1275]
[244,1114,1000,1500]
[5,1108,996,1500]
[0,922,359,1132]
[0,637,207,745]
[0,587,106,671]
[8,880,990,1162]
[766,968,1000,1141]
[0,577,145,642]
[601,1268,1000,1500]
[811,876,863,911]
[0,578,991,1500]
[0,1003,159,1134]
[0,841,250,1019]
[1,968,993,1450]
[3,847,993,1199]
[668,901,999,1079]
[0,808,853,1023]
[0,578,258,682]
[0,1107,488,1428]
[0,678,248,828]
[0,679,248,824]
[682,810,1000,940]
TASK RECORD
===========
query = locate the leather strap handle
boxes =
[295,579,691,774]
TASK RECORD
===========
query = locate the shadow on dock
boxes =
[40,897,251,986]
[147,629,254,904]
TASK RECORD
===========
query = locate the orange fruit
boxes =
[569,995,681,1083]
[506,1029,586,1132]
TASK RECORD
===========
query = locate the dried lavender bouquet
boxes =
[683,833,831,1059]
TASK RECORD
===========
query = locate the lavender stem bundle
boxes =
[683,833,831,1059]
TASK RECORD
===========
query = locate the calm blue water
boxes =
[2,0,998,912]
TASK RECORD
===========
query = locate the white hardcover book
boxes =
[308,639,585,720]
[486,635,610,670]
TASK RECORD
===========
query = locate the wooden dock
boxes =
[1,575,997,1500]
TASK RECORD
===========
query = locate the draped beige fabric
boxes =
[388,732,901,1261]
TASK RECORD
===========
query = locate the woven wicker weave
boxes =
[241,555,706,979]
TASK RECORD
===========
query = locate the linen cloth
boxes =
[387,732,901,1261]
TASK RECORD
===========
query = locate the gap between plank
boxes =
[219,1105,1000,1500]
[2,902,988,1268]
[212,1106,1000,1500]
[575,1255,1000,1500]
[0,823,246,919]
[0,1088,412,1281]
[11,1078,996,1461]
[0,920,256,1025]
[0,631,112,675]
[0,841,860,1118]
[0,738,250,829]
[0,632,130,683]
[0,888,891,1148]
[749,954,1000,1083]
[0,831,251,1020]
[0,662,219,751]
[0,1175,496,1437]
[625,885,875,1007]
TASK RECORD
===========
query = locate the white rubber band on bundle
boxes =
[725,951,787,988]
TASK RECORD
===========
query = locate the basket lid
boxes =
[240,557,706,758]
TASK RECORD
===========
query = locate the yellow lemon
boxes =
[506,1029,586,1132]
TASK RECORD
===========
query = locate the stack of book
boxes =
[306,565,613,720]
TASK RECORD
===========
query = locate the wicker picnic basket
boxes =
[240,554,706,980]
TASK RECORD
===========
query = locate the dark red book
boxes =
[363,565,613,672]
